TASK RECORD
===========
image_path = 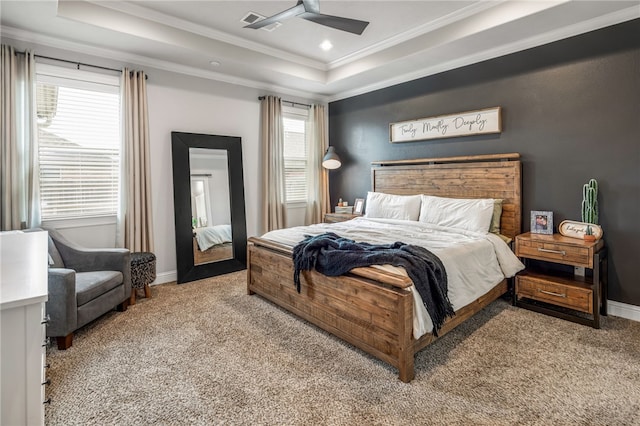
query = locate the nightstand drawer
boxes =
[516,239,591,267]
[516,274,593,314]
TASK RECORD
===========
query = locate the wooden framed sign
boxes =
[389,107,501,143]
[558,220,603,240]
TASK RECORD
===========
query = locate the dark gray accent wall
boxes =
[328,19,640,307]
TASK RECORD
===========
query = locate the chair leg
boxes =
[56,333,73,350]
[129,289,137,306]
[144,284,152,299]
[116,299,129,312]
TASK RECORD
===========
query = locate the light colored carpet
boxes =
[46,271,640,425]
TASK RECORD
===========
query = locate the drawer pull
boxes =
[539,289,566,298]
[42,378,51,386]
[43,398,52,405]
[41,314,50,325]
[537,248,566,256]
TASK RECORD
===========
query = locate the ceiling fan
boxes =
[244,0,369,35]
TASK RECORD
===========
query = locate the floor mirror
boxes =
[171,132,247,283]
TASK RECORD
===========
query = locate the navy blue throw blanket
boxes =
[292,232,455,335]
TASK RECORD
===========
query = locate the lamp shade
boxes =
[322,146,341,170]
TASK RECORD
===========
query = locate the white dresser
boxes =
[1,230,49,426]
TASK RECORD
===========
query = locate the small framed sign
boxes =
[558,220,603,240]
[354,198,365,215]
[531,210,553,234]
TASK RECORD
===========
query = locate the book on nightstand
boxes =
[335,206,354,214]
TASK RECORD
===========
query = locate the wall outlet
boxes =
[574,266,585,277]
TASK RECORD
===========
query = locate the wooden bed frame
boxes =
[193,238,233,265]
[247,153,521,382]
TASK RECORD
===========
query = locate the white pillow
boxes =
[418,195,495,233]
[364,191,422,221]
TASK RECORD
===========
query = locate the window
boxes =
[36,64,121,220]
[282,106,308,203]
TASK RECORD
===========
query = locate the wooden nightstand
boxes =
[514,232,608,328]
[323,213,360,223]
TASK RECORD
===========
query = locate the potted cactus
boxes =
[581,179,598,224]
[584,225,596,242]
[581,179,599,241]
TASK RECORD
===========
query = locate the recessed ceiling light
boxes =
[320,40,333,51]
[209,60,221,67]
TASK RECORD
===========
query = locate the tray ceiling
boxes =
[1,1,638,101]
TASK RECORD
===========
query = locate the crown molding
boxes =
[327,0,504,70]
[100,0,502,72]
[0,26,328,103]
[3,2,636,105]
[89,0,327,71]
[327,5,640,102]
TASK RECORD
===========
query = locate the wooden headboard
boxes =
[371,153,522,239]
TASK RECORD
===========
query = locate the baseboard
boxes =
[608,300,640,322]
[151,270,177,285]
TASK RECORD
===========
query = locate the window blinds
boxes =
[36,65,121,220]
[283,113,307,203]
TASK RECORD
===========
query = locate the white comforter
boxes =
[262,217,524,338]
[194,224,232,251]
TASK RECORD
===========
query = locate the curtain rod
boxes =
[15,51,148,79]
[258,96,311,108]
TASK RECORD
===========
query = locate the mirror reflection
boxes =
[190,148,233,265]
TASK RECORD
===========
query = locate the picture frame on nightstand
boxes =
[354,198,365,215]
[531,210,553,234]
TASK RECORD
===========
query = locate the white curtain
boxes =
[0,45,40,230]
[118,68,154,252]
[305,104,330,225]
[260,96,287,232]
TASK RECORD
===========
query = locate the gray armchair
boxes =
[32,228,131,349]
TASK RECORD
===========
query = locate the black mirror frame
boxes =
[171,131,247,283]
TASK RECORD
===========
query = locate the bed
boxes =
[247,153,522,382]
[193,225,233,264]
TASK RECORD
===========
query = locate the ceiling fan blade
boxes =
[301,12,369,35]
[244,3,306,29]
[301,0,320,14]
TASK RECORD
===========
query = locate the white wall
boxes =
[190,155,231,226]
[46,76,305,283]
[42,217,117,248]
[2,36,317,283]
[146,79,262,283]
